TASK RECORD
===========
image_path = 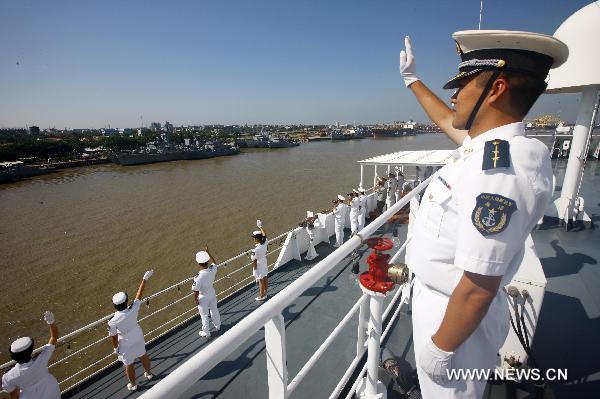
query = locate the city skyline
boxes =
[0,0,591,128]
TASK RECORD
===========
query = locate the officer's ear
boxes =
[487,76,509,105]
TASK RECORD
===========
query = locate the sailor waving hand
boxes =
[399,30,567,398]
[192,246,221,338]
[108,270,154,391]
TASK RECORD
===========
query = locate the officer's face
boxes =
[450,75,479,130]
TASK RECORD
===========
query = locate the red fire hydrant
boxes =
[359,237,395,294]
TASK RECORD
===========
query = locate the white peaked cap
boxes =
[252,230,263,236]
[112,291,128,305]
[337,195,345,201]
[195,251,210,264]
[352,189,359,194]
[10,337,33,353]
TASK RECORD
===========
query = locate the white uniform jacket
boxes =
[408,122,553,296]
[1,345,61,399]
[192,264,217,298]
[108,299,146,365]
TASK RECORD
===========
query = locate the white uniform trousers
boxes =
[412,278,509,399]
[334,220,344,247]
[395,191,402,203]
[197,294,221,335]
[358,209,366,231]
[305,228,318,260]
[385,196,396,211]
[349,210,359,235]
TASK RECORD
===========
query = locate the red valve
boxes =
[359,237,395,294]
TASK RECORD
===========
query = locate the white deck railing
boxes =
[139,177,431,399]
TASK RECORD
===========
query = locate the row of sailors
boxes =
[2,221,270,396]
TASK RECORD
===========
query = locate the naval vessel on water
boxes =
[2,2,600,399]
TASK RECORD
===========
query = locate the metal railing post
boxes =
[265,313,288,399]
[356,297,369,356]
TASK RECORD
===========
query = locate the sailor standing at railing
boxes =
[395,171,405,203]
[192,246,221,338]
[384,173,397,210]
[2,312,60,399]
[358,188,368,230]
[108,270,154,391]
[399,30,566,399]
[251,220,269,301]
[332,195,348,247]
[349,190,361,235]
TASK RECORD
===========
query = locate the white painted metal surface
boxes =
[546,1,600,94]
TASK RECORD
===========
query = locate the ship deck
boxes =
[64,160,600,399]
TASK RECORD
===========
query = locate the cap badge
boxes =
[497,59,506,67]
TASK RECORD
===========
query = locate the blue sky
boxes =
[0,0,592,128]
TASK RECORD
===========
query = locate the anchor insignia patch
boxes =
[471,193,517,236]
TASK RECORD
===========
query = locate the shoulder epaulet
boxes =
[482,139,510,170]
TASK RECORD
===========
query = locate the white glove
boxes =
[43,311,55,325]
[399,36,420,88]
[418,337,453,384]
[114,347,120,356]
[143,270,154,281]
[256,219,262,228]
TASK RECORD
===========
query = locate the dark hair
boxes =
[476,70,547,118]
[9,340,34,364]
[254,234,267,245]
[113,293,129,311]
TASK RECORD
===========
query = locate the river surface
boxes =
[0,134,455,360]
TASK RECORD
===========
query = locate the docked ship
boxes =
[330,128,367,140]
[109,140,240,166]
[1,4,599,399]
[236,133,300,148]
[371,122,416,138]
[0,161,57,183]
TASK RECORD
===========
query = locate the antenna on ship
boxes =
[478,0,484,29]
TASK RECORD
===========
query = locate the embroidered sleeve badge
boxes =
[471,193,517,236]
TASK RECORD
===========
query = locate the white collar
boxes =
[457,122,524,160]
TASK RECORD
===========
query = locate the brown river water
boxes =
[0,134,454,387]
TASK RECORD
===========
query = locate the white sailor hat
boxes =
[10,337,33,353]
[358,187,365,193]
[195,250,210,264]
[443,30,569,89]
[352,189,359,194]
[337,195,345,201]
[252,230,263,237]
[112,291,128,306]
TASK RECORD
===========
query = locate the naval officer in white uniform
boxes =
[252,220,269,301]
[108,270,154,391]
[332,195,348,247]
[349,190,361,235]
[358,188,368,231]
[384,173,397,210]
[192,247,221,338]
[2,312,60,399]
[399,30,568,398]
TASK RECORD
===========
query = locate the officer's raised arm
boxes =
[400,36,468,145]
[204,245,217,265]
[135,270,154,300]
[44,311,59,346]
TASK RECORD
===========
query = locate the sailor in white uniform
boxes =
[395,172,405,203]
[399,30,567,398]
[108,270,154,391]
[252,220,269,301]
[305,212,320,261]
[192,247,221,338]
[2,312,60,399]
[349,190,361,235]
[332,195,348,247]
[358,188,368,231]
[384,173,397,210]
